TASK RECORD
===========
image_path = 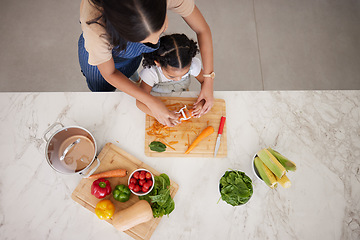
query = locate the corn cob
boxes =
[254,156,277,188]
[257,149,286,178]
[275,174,291,188]
[267,147,297,172]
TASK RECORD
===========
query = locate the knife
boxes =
[214,116,226,157]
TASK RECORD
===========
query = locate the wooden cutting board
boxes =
[145,97,227,158]
[71,143,179,240]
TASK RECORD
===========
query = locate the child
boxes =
[136,33,210,123]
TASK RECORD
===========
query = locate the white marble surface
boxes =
[0,91,359,240]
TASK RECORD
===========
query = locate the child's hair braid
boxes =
[142,33,199,69]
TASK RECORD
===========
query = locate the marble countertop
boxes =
[0,91,359,240]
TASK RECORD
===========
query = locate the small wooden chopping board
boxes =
[71,143,179,240]
[145,97,227,157]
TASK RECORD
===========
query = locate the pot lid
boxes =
[46,127,96,174]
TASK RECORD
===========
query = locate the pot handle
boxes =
[60,138,81,161]
[79,157,101,178]
[43,122,64,143]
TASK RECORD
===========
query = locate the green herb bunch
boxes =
[139,173,175,217]
[219,170,253,206]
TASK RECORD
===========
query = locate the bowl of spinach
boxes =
[219,170,253,206]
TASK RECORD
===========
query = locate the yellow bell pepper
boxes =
[95,199,115,220]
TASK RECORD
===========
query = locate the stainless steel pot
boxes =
[43,122,100,177]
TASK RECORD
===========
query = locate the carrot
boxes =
[164,108,194,129]
[87,169,127,179]
[185,126,214,154]
[163,141,176,151]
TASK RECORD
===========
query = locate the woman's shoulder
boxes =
[167,0,195,17]
[80,0,113,65]
[80,0,107,35]
[80,0,102,23]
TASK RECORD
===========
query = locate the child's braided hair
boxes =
[142,33,199,69]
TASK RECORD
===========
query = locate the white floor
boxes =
[0,0,359,92]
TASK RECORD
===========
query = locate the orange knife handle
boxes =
[218,116,226,134]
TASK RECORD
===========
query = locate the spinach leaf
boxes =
[219,170,253,206]
[139,173,175,218]
[149,189,170,206]
[159,173,170,187]
[149,141,167,152]
[164,197,175,214]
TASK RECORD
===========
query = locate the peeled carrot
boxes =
[185,126,214,154]
[87,169,127,179]
[164,108,194,129]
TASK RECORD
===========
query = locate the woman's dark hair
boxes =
[87,0,166,51]
[142,34,199,69]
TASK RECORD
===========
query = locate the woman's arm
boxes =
[97,59,178,126]
[195,69,205,84]
[183,5,214,115]
[135,80,154,116]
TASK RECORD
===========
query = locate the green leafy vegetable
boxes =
[139,173,175,217]
[149,141,167,152]
[219,170,253,206]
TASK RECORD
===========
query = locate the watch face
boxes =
[204,72,215,78]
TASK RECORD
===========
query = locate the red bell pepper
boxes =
[91,178,112,199]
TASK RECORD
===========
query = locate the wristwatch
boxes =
[203,71,215,79]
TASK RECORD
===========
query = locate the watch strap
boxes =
[203,71,215,79]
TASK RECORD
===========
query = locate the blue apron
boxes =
[78,33,158,92]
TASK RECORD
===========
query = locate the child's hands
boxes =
[191,99,205,118]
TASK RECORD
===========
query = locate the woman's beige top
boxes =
[80,0,195,66]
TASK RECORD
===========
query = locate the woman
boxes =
[78,0,214,127]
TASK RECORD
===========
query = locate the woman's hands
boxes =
[193,78,214,117]
[146,97,181,127]
[135,80,180,127]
